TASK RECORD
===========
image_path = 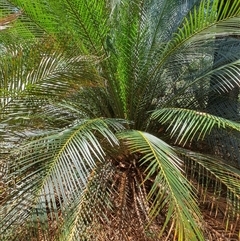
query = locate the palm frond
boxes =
[59,0,110,55]
[8,0,111,55]
[151,108,240,146]
[57,163,114,241]
[167,0,240,56]
[119,130,204,241]
[0,118,125,240]
[148,0,240,88]
[0,1,46,42]
[0,39,101,123]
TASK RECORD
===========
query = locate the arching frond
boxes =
[160,0,240,62]
[1,118,125,241]
[7,0,111,55]
[57,163,115,241]
[152,108,240,145]
[147,0,240,99]
[0,40,101,123]
[119,130,204,241]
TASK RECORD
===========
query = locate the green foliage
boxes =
[118,130,204,240]
[1,0,240,240]
[152,108,240,145]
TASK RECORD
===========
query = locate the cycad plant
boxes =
[0,0,240,240]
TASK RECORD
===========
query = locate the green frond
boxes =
[1,118,125,241]
[152,108,240,146]
[59,0,110,55]
[0,1,47,42]
[107,0,149,119]
[197,59,240,95]
[119,130,204,241]
[167,56,240,105]
[7,0,111,55]
[0,40,102,123]
[58,163,114,241]
[150,0,240,79]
